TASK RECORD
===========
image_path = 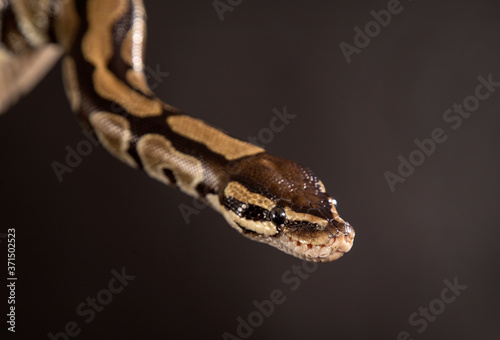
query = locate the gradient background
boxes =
[1,0,499,339]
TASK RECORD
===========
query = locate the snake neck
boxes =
[51,0,265,204]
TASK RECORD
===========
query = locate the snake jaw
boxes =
[278,221,355,263]
[240,220,355,263]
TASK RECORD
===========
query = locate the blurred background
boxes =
[1,0,499,339]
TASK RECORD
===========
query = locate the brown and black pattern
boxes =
[0,0,355,262]
[0,3,25,52]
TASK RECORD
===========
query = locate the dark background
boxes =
[1,0,499,339]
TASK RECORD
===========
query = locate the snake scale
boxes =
[0,0,354,262]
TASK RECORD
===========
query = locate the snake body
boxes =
[0,0,354,262]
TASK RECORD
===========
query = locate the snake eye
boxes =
[270,206,286,226]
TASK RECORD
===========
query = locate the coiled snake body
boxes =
[0,0,354,262]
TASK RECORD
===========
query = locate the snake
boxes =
[0,0,354,262]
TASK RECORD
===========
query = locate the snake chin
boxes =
[279,229,355,263]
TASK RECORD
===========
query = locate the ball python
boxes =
[0,0,355,262]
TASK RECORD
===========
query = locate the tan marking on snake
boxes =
[89,112,137,167]
[230,210,278,236]
[224,181,275,211]
[83,0,162,117]
[61,56,81,111]
[121,17,151,95]
[206,193,224,213]
[284,207,328,228]
[136,134,204,196]
[10,0,50,47]
[120,26,134,67]
[317,180,326,193]
[167,115,265,161]
[129,0,146,72]
[125,69,152,96]
[53,0,79,52]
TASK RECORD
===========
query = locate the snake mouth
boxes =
[242,221,355,263]
[277,222,355,262]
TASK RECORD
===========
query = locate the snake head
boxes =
[219,153,355,262]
